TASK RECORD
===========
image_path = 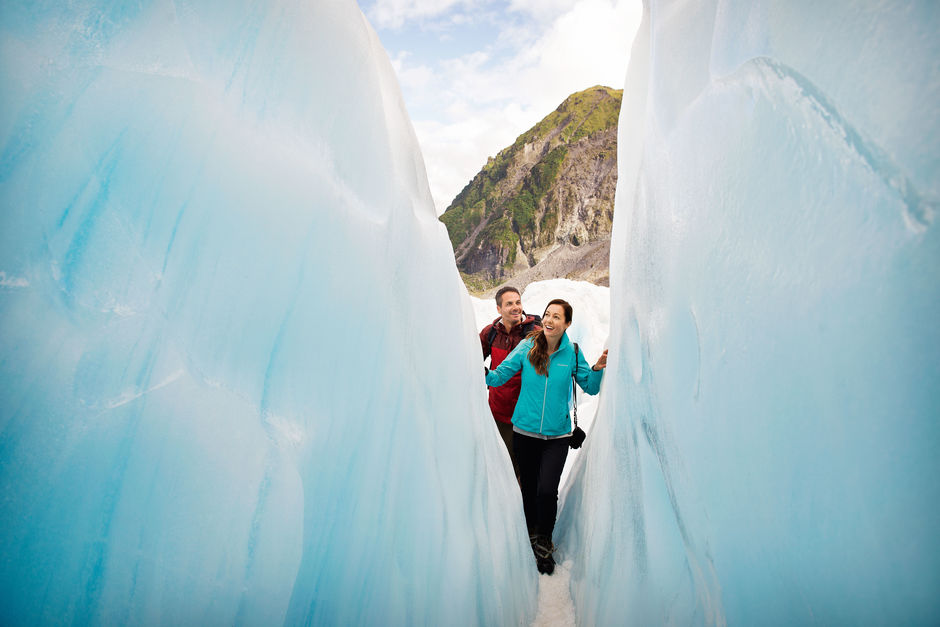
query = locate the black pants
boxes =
[496,420,521,482]
[513,432,569,538]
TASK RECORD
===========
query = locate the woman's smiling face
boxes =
[542,304,571,342]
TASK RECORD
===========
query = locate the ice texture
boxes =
[0,1,535,624]
[558,0,940,625]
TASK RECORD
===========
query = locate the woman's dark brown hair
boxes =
[527,298,573,376]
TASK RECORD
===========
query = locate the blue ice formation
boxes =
[0,1,535,624]
[3,0,939,625]
[558,0,939,625]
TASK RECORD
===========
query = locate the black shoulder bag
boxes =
[569,343,587,449]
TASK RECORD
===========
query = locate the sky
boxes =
[357,0,643,214]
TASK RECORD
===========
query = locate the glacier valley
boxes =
[1,0,938,626]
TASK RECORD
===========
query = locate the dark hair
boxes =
[527,299,573,376]
[495,286,521,307]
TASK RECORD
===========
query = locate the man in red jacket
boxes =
[480,286,541,482]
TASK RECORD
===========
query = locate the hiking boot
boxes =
[536,553,555,575]
[533,535,555,575]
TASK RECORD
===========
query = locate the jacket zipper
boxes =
[539,347,560,434]
[539,376,548,434]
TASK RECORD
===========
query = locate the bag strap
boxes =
[572,343,579,428]
[486,324,498,350]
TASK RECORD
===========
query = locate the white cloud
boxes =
[508,0,639,105]
[390,51,435,93]
[366,0,483,29]
[414,102,538,211]
[374,0,643,212]
[506,0,576,22]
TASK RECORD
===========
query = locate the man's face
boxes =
[497,291,523,328]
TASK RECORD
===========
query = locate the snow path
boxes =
[531,560,577,626]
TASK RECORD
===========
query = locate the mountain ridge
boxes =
[440,85,620,296]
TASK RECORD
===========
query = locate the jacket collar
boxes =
[492,312,538,335]
[553,332,573,353]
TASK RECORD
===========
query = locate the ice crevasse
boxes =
[0,1,536,625]
[557,1,939,625]
[0,0,939,626]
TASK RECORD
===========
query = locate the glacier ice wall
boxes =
[0,1,536,624]
[558,0,940,625]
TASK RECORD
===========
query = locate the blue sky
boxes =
[356,0,643,213]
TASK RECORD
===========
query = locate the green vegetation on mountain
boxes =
[440,85,621,293]
[520,88,621,144]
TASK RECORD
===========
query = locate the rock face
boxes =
[440,86,620,295]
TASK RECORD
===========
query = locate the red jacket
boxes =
[480,314,541,423]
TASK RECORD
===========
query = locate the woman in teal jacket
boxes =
[485,298,607,574]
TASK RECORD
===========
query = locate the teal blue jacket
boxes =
[485,333,603,437]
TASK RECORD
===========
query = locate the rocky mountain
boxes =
[440,85,620,295]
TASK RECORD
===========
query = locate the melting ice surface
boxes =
[558,0,940,625]
[0,1,536,624]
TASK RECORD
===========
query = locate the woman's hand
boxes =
[592,349,608,371]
